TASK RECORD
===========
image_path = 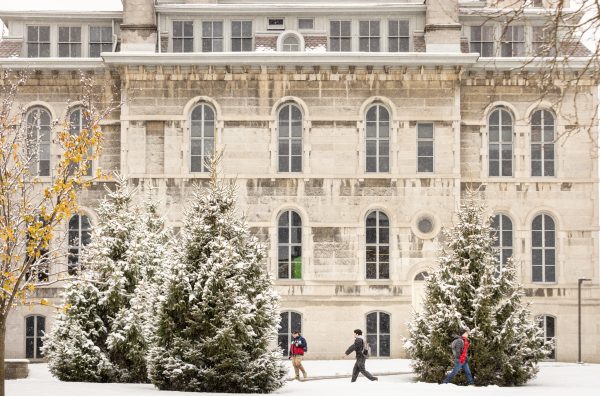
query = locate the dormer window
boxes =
[298,18,314,30]
[278,32,304,52]
[268,18,285,31]
[283,35,300,52]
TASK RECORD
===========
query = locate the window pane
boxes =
[379,335,391,356]
[366,227,376,244]
[366,335,378,355]
[278,225,289,243]
[367,313,377,333]
[532,264,543,282]
[418,157,434,173]
[26,317,35,337]
[379,313,390,333]
[291,312,302,333]
[366,262,377,279]
[26,338,34,359]
[379,262,389,279]
[37,316,46,337]
[545,263,555,282]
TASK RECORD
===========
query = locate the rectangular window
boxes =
[268,18,285,31]
[330,20,351,52]
[417,123,434,173]
[532,26,555,56]
[231,21,253,52]
[58,26,82,57]
[359,20,380,52]
[27,25,50,57]
[470,25,494,57]
[501,25,525,57]
[172,20,194,53]
[298,18,314,30]
[388,20,409,52]
[89,26,112,57]
[202,21,223,52]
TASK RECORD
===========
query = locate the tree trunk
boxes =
[0,317,6,396]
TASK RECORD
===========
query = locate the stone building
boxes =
[1,0,598,362]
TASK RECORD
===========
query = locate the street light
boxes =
[577,278,592,364]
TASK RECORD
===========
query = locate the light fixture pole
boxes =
[577,278,592,364]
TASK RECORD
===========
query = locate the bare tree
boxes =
[463,0,599,142]
[0,71,119,396]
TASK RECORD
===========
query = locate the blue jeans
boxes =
[443,358,474,385]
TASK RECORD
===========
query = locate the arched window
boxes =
[26,107,51,176]
[190,103,215,172]
[414,271,429,281]
[491,214,513,270]
[537,315,556,360]
[69,107,93,176]
[25,315,45,359]
[68,214,92,275]
[277,210,302,279]
[25,216,49,283]
[489,107,513,177]
[278,311,302,357]
[282,34,300,51]
[532,214,555,282]
[531,110,555,176]
[278,103,303,172]
[366,311,390,357]
[365,104,390,173]
[366,211,389,279]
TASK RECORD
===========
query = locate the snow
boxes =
[8,360,600,396]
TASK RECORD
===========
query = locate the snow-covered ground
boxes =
[7,359,600,396]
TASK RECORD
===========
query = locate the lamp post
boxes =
[577,278,592,364]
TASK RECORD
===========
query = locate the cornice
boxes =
[0,10,122,20]
[470,57,598,72]
[102,52,479,66]
[155,3,427,15]
[0,58,106,70]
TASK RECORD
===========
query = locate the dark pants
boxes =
[443,358,474,385]
[351,356,376,382]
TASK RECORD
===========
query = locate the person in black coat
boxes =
[342,329,378,382]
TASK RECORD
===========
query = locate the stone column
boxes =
[424,0,461,53]
[121,0,157,52]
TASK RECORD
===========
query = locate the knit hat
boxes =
[460,327,470,335]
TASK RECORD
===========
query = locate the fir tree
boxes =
[406,195,551,386]
[148,155,286,393]
[43,175,171,383]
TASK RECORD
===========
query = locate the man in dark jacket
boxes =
[343,329,378,382]
[289,330,307,380]
[442,327,474,385]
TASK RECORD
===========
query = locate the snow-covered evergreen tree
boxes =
[43,175,171,383]
[148,155,286,393]
[406,195,551,386]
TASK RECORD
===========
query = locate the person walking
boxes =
[442,327,475,385]
[289,330,308,380]
[343,329,378,382]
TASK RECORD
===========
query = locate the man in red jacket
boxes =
[442,327,474,385]
[289,330,308,380]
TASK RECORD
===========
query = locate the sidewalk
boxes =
[287,371,413,382]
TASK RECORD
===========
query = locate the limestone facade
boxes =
[0,0,598,363]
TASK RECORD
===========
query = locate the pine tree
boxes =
[43,175,171,383]
[406,195,551,386]
[148,155,286,393]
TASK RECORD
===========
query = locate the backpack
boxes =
[363,342,371,358]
